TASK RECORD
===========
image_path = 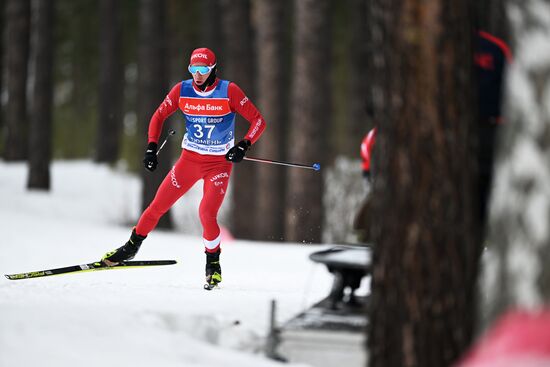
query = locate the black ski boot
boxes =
[102,229,147,266]
[204,249,222,290]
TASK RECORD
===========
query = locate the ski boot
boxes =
[102,228,147,266]
[204,249,222,290]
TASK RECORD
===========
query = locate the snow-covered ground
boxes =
[0,161,334,367]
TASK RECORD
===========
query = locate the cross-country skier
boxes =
[101,47,266,289]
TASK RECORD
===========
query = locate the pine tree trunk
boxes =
[138,0,173,229]
[254,0,287,241]
[347,0,369,156]
[365,0,387,122]
[220,0,258,239]
[476,0,509,42]
[0,0,5,140]
[200,0,222,56]
[284,0,330,243]
[4,0,30,161]
[166,0,197,85]
[482,0,550,328]
[64,0,99,158]
[96,0,123,164]
[367,1,481,366]
[27,0,54,190]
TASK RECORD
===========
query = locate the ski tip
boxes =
[5,274,27,280]
[312,163,321,171]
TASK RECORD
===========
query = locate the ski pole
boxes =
[243,156,321,171]
[156,129,176,156]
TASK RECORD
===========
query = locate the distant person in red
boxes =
[354,127,377,243]
[475,30,512,230]
[361,128,377,182]
[102,47,266,289]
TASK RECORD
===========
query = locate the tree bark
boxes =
[476,0,509,42]
[0,0,5,140]
[367,1,481,366]
[138,0,173,229]
[285,0,331,243]
[347,0,369,156]
[96,0,123,164]
[4,0,30,161]
[166,0,198,85]
[220,0,258,239]
[253,0,287,241]
[200,0,223,57]
[27,0,54,190]
[64,0,99,158]
[365,0,387,125]
[482,0,550,328]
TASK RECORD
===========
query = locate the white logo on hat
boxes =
[192,53,209,60]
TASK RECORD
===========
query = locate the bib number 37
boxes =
[193,124,215,139]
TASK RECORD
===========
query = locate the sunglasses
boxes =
[188,64,216,76]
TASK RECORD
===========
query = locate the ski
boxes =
[4,260,177,280]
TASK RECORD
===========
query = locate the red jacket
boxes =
[361,128,376,172]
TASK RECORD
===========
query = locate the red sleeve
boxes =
[147,83,181,143]
[227,82,266,144]
[361,128,376,171]
[478,30,512,62]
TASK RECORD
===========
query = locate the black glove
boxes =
[143,142,158,171]
[225,139,250,163]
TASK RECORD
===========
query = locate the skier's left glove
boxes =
[143,142,158,171]
[225,139,250,163]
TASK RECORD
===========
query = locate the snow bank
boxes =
[0,161,333,367]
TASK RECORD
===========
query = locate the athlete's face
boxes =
[190,62,211,85]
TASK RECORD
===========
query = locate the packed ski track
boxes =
[0,161,333,367]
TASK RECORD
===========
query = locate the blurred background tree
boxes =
[137,0,173,229]
[53,0,98,158]
[95,0,123,164]
[476,0,509,42]
[285,0,331,243]
[28,0,54,190]
[219,0,257,240]
[4,0,30,161]
[254,0,290,242]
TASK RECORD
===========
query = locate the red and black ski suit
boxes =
[135,78,266,253]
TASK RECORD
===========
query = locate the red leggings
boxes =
[135,149,232,252]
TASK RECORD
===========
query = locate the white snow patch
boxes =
[507,240,542,308]
[507,66,541,132]
[0,160,334,367]
[323,157,367,243]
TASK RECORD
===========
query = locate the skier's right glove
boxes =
[143,142,158,172]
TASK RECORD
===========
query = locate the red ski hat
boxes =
[189,48,216,66]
